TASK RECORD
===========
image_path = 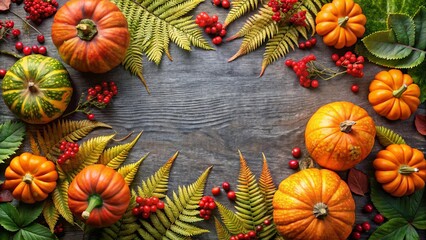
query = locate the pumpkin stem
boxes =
[28,81,38,93]
[82,194,103,220]
[22,173,33,184]
[399,165,419,175]
[76,19,98,41]
[313,202,328,219]
[393,84,407,98]
[338,16,349,27]
[340,120,356,133]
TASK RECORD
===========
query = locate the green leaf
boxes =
[16,202,43,227]
[0,121,25,164]
[0,203,20,232]
[412,190,426,229]
[375,126,406,147]
[371,178,424,221]
[369,218,418,240]
[354,0,424,35]
[362,30,413,60]
[408,61,426,103]
[387,13,415,46]
[413,6,426,50]
[0,227,11,240]
[13,223,56,240]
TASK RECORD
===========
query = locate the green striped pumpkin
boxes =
[1,55,73,124]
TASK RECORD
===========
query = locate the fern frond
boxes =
[137,151,178,198]
[52,179,73,224]
[375,126,406,147]
[122,35,150,92]
[65,135,115,180]
[99,131,143,168]
[28,132,41,156]
[259,153,276,216]
[215,216,232,240]
[99,194,139,240]
[216,201,247,235]
[43,198,60,232]
[137,166,212,239]
[118,154,148,185]
[224,0,261,28]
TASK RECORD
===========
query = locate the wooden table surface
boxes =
[1,1,425,239]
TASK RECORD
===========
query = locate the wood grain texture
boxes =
[0,1,425,239]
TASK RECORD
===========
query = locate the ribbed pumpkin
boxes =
[305,101,376,171]
[68,164,130,227]
[1,55,73,124]
[273,168,355,240]
[51,0,130,73]
[3,153,58,204]
[374,144,426,197]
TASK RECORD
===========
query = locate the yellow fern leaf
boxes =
[52,180,73,224]
[214,216,232,240]
[99,131,143,169]
[258,153,276,216]
[118,154,148,185]
[224,0,260,28]
[28,132,41,156]
[43,198,60,232]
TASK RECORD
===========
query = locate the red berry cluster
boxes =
[85,81,118,120]
[288,147,301,169]
[24,0,59,25]
[212,0,230,9]
[57,141,79,164]
[298,37,317,50]
[229,219,272,240]
[268,0,298,22]
[285,54,318,88]
[351,203,385,239]
[15,41,47,56]
[331,51,365,78]
[211,181,236,200]
[198,196,216,220]
[195,12,227,45]
[132,196,165,219]
[0,20,20,39]
[53,222,65,237]
[289,10,307,26]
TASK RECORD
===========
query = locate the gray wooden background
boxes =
[1,0,425,239]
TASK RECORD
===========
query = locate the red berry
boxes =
[212,36,222,45]
[12,29,21,37]
[291,147,301,158]
[208,201,216,210]
[211,15,219,23]
[331,53,339,62]
[227,191,236,201]
[221,0,230,8]
[142,212,150,219]
[310,79,319,88]
[87,113,95,121]
[219,29,227,37]
[150,205,157,212]
[38,46,47,55]
[309,38,317,45]
[15,42,24,51]
[255,225,263,232]
[212,186,221,196]
[132,207,140,216]
[298,42,305,49]
[151,197,159,205]
[237,233,244,239]
[23,46,32,56]
[248,230,256,238]
[212,0,221,5]
[373,214,385,224]
[0,69,6,78]
[31,45,39,54]
[351,84,359,93]
[288,160,299,170]
[37,34,45,43]
[222,182,231,192]
[305,41,312,48]
[263,219,271,226]
[361,221,371,232]
[157,201,165,209]
[351,231,361,240]
[362,203,374,213]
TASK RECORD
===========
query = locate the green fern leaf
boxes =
[43,198,60,232]
[64,135,115,180]
[259,153,276,216]
[118,154,148,185]
[99,131,143,169]
[137,166,212,239]
[375,126,406,147]
[216,201,247,235]
[52,179,73,224]
[137,151,178,198]
[224,0,261,28]
[99,194,139,240]
[214,216,232,240]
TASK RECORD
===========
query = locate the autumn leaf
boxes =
[0,0,11,11]
[0,189,13,203]
[414,113,426,135]
[347,168,369,196]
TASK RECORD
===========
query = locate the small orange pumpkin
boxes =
[315,0,366,49]
[273,168,355,240]
[305,101,376,171]
[3,153,58,204]
[368,69,421,121]
[373,144,426,197]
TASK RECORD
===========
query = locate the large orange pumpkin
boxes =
[273,168,355,240]
[51,0,130,73]
[305,101,376,171]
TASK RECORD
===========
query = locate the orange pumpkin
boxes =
[305,101,376,171]
[315,0,366,49]
[3,153,58,204]
[273,168,355,240]
[68,164,130,227]
[51,0,130,73]
[373,144,426,197]
[368,69,421,121]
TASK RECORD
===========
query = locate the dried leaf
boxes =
[347,168,369,196]
[298,156,316,170]
[0,0,11,11]
[0,189,13,203]
[414,113,426,135]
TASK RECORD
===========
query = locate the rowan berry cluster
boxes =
[350,203,385,239]
[212,0,230,9]
[331,51,365,78]
[268,0,298,22]
[15,41,47,56]
[298,37,317,50]
[0,20,20,39]
[23,0,58,25]
[198,196,216,220]
[57,141,79,164]
[285,54,318,88]
[229,219,272,240]
[132,196,165,219]
[53,222,65,237]
[195,12,227,45]
[289,10,307,26]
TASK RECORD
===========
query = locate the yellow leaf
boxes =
[118,153,149,185]
[99,131,143,169]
